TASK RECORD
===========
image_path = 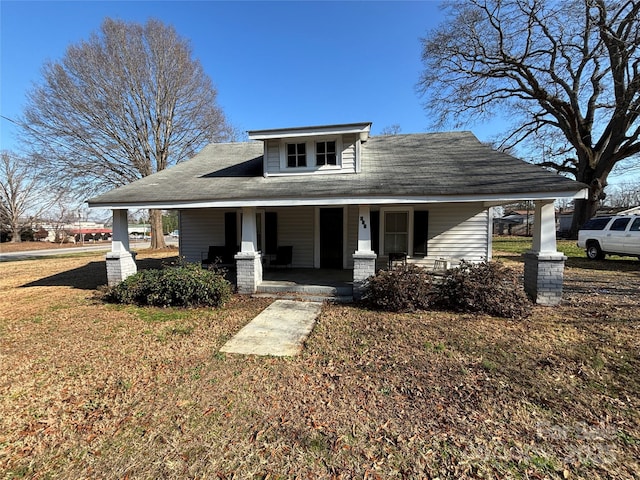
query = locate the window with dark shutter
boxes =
[384,212,408,255]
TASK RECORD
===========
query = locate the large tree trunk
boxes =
[10,224,22,243]
[149,209,166,249]
[568,170,607,239]
[570,199,596,239]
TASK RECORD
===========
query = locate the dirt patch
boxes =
[1,252,638,478]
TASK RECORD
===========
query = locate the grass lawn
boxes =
[493,236,587,258]
[1,248,638,478]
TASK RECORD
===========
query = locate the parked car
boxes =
[170,230,179,238]
[577,215,640,260]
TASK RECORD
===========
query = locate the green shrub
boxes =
[104,263,231,308]
[435,260,530,318]
[361,264,434,313]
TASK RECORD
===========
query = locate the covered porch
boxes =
[104,198,576,305]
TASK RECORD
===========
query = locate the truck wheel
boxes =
[586,242,604,260]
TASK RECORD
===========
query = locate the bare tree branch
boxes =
[418,0,640,236]
[0,151,62,242]
[20,18,234,247]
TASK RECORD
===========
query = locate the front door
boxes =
[320,208,343,269]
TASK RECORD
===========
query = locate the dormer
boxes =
[248,122,371,177]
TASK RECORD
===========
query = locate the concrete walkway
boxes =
[220,300,322,356]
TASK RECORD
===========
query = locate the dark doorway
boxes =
[320,208,343,269]
[265,212,277,255]
[225,212,237,250]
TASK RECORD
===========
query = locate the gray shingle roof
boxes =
[87,132,586,207]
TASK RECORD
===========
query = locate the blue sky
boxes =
[0,0,508,153]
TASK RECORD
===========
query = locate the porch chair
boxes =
[201,245,235,268]
[432,258,451,275]
[269,246,293,268]
[388,251,407,269]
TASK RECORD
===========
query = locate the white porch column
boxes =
[106,209,137,286]
[240,206,257,252]
[523,200,566,306]
[235,207,262,294]
[111,208,130,252]
[531,201,557,254]
[353,205,377,300]
[357,205,374,253]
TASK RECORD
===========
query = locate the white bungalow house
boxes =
[88,122,587,305]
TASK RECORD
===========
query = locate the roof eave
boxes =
[248,122,372,142]
[88,188,589,210]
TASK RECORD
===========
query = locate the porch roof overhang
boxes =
[89,190,588,210]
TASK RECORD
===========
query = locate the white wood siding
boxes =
[346,204,359,268]
[266,139,280,173]
[341,134,357,173]
[372,203,490,269]
[275,207,315,267]
[180,209,227,263]
[427,203,489,263]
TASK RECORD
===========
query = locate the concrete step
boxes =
[253,293,353,303]
[257,283,352,296]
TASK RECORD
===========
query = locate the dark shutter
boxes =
[413,210,428,256]
[224,212,237,250]
[370,210,380,254]
[265,212,278,255]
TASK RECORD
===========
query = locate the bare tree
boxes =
[21,18,234,248]
[0,151,58,242]
[418,0,640,237]
[606,180,640,207]
[379,124,402,135]
[42,194,85,244]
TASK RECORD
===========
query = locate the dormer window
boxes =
[287,143,307,168]
[316,141,337,166]
[247,122,372,176]
[280,138,341,171]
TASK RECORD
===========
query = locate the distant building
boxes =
[36,221,111,242]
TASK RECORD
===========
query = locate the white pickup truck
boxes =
[577,215,640,260]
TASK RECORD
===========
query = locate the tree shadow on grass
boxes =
[21,256,179,290]
[565,257,640,272]
[563,277,640,300]
[495,252,639,273]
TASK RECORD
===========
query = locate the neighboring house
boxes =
[604,205,640,216]
[564,205,640,237]
[493,213,534,236]
[557,210,574,238]
[88,122,587,305]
